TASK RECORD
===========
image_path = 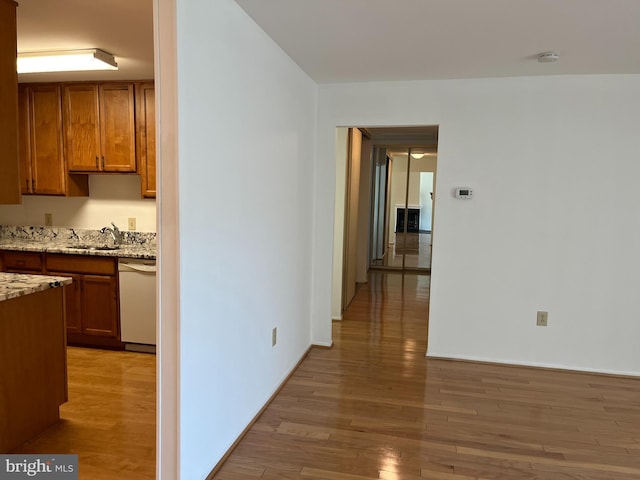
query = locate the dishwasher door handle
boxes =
[119,262,157,273]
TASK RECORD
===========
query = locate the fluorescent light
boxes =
[17,49,118,74]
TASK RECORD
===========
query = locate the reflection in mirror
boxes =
[369,145,436,271]
[370,147,389,266]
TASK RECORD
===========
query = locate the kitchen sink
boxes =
[66,244,120,251]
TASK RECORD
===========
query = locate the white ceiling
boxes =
[235,0,640,83]
[15,0,640,84]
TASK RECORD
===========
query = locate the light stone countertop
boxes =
[0,226,157,260]
[0,239,156,260]
[0,272,73,302]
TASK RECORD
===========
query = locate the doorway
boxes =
[368,129,438,273]
[332,126,438,319]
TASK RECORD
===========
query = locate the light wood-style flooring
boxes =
[213,272,640,479]
[12,347,156,480]
[10,272,640,479]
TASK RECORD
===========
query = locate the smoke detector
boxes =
[538,52,560,63]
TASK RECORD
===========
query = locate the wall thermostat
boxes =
[455,187,473,199]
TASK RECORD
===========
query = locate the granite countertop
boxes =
[0,226,156,260]
[0,272,73,302]
[0,239,156,260]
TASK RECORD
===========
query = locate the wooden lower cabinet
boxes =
[0,250,122,349]
[49,271,120,347]
[0,286,67,452]
[52,272,82,335]
[2,251,43,273]
[82,274,118,337]
[46,254,122,349]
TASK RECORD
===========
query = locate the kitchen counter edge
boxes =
[0,242,156,260]
[0,273,73,302]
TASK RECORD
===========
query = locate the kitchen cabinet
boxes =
[2,251,43,273]
[136,82,156,197]
[0,250,122,349]
[82,274,119,337]
[46,254,121,349]
[0,0,20,204]
[0,282,68,452]
[18,84,89,196]
[63,83,136,173]
[58,272,83,335]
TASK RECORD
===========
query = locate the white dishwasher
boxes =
[118,259,157,353]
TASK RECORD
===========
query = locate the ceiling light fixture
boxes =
[17,49,118,74]
[410,152,426,159]
[537,52,560,63]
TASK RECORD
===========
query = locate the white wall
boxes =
[175,0,317,477]
[314,74,640,376]
[0,175,156,231]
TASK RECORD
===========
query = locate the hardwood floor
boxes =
[9,272,640,479]
[213,272,640,480]
[12,346,156,480]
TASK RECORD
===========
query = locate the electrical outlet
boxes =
[128,217,136,230]
[536,311,548,327]
[44,213,53,226]
[272,327,277,347]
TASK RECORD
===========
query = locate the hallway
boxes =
[213,272,640,479]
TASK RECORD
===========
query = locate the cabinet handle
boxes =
[25,179,29,190]
[32,179,35,191]
[95,156,99,168]
[101,156,105,169]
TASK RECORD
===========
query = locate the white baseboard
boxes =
[425,352,640,378]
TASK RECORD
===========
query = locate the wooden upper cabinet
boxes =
[28,86,66,194]
[19,84,88,196]
[63,83,136,173]
[63,84,100,171]
[136,83,156,197]
[100,84,136,172]
[0,0,20,204]
[18,86,31,194]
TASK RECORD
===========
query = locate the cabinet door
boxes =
[29,86,66,194]
[63,84,101,172]
[49,271,83,335]
[100,84,136,172]
[82,274,119,338]
[136,83,156,197]
[17,86,32,194]
[0,0,20,204]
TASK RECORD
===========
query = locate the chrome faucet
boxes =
[99,222,123,245]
